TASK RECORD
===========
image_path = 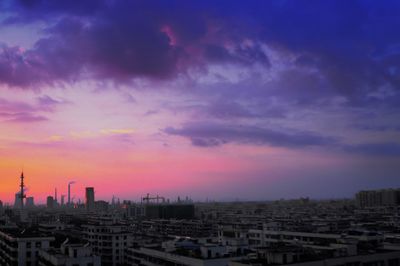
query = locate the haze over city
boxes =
[1,0,400,204]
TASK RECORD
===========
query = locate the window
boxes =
[35,242,41,248]
[26,242,31,248]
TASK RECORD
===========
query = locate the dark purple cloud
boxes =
[0,97,36,113]
[144,110,159,116]
[0,0,399,157]
[0,96,65,123]
[0,41,80,87]
[36,95,69,112]
[354,124,400,132]
[345,143,400,157]
[204,44,270,66]
[5,112,48,123]
[168,100,286,120]
[205,101,261,119]
[164,122,400,157]
[163,123,400,157]
[164,122,336,148]
[0,0,398,107]
[0,1,271,89]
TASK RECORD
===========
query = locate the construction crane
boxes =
[142,193,165,204]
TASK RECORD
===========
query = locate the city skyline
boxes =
[2,170,400,205]
[1,1,400,203]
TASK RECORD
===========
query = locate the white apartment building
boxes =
[82,221,133,266]
[0,227,54,266]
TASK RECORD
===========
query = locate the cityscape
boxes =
[1,0,400,266]
[1,172,400,266]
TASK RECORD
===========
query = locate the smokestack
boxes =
[55,188,58,203]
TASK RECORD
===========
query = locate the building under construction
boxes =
[142,194,194,219]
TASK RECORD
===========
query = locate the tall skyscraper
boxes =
[86,187,95,212]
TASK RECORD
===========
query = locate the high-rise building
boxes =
[47,196,54,209]
[61,195,65,206]
[85,187,95,212]
[68,181,75,206]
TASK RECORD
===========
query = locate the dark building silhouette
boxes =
[47,196,54,209]
[26,197,34,208]
[86,187,95,212]
[356,188,400,207]
[145,204,195,219]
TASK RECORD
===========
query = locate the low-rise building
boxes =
[38,238,101,266]
[81,219,133,266]
[0,227,54,266]
[126,239,244,266]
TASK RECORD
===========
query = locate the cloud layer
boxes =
[0,1,400,201]
[165,122,336,148]
[0,1,395,104]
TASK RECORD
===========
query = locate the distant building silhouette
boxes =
[145,203,195,219]
[47,196,54,209]
[26,197,34,208]
[356,188,400,207]
[85,187,95,212]
[14,192,24,209]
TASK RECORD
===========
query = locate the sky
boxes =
[0,0,400,204]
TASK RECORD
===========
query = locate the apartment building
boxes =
[81,220,133,266]
[38,238,100,266]
[0,227,54,266]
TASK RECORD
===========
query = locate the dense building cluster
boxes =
[1,185,400,266]
[356,189,400,208]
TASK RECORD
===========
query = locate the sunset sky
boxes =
[1,1,400,204]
